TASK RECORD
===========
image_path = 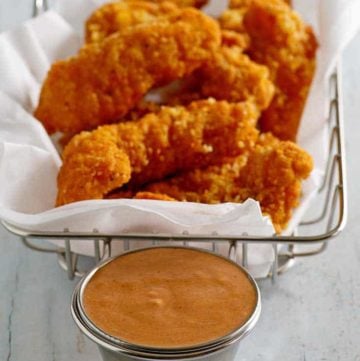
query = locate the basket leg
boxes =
[64,239,75,280]
[33,0,48,17]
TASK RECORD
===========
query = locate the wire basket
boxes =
[1,0,348,283]
[2,67,347,282]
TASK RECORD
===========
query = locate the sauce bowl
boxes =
[71,246,261,361]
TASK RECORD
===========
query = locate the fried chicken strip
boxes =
[34,8,221,134]
[57,99,260,206]
[135,133,313,232]
[85,1,273,111]
[85,1,179,44]
[86,1,211,44]
[220,0,317,141]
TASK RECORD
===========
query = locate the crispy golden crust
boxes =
[126,100,162,120]
[141,133,313,232]
[220,0,293,34]
[107,189,176,201]
[85,1,179,44]
[221,0,317,141]
[229,0,291,9]
[219,8,248,34]
[166,45,275,111]
[56,100,260,206]
[57,128,132,204]
[221,29,250,50]
[34,9,221,134]
[200,46,274,110]
[85,1,210,44]
[236,134,313,231]
[58,100,161,148]
[244,0,317,141]
[85,2,272,112]
[130,0,209,8]
[134,191,177,201]
[229,0,253,8]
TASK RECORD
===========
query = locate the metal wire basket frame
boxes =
[1,67,347,282]
[1,0,348,283]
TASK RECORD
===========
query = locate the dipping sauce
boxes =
[82,247,258,348]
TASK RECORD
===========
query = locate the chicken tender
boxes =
[57,99,260,206]
[34,9,221,134]
[138,133,313,232]
[57,128,132,205]
[85,1,179,44]
[221,0,317,141]
[85,2,272,111]
[85,0,209,44]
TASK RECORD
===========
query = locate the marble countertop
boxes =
[1,2,360,360]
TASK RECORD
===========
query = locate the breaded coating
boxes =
[219,7,249,34]
[85,1,209,44]
[85,1,179,44]
[106,189,177,200]
[221,0,292,34]
[166,44,275,111]
[162,74,204,106]
[244,0,317,141]
[200,46,274,110]
[58,100,161,148]
[126,100,162,120]
[229,0,254,8]
[34,9,221,134]
[85,2,272,111]
[139,133,313,232]
[221,29,250,50]
[57,128,132,205]
[134,191,176,201]
[221,0,317,141]
[229,0,290,9]
[131,0,209,8]
[57,100,260,206]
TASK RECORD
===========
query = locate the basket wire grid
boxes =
[1,1,348,282]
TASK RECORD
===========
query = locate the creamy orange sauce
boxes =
[83,247,257,348]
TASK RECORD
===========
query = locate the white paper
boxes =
[0,0,359,277]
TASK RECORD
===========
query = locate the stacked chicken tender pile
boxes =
[34,0,317,233]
